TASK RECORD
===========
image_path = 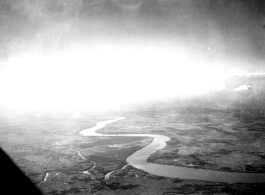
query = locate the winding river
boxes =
[77,115,265,184]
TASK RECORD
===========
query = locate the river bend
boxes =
[77,115,265,183]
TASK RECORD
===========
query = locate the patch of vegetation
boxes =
[105,182,139,190]
[48,187,84,195]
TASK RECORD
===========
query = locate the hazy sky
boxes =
[0,0,265,110]
[0,0,264,70]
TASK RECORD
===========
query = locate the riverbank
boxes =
[1,108,265,194]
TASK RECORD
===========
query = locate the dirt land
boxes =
[1,101,265,194]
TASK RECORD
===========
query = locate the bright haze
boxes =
[0,0,264,111]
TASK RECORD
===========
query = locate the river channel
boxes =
[78,116,265,183]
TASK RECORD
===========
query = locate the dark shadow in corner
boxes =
[0,148,43,195]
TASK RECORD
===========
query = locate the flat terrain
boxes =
[1,77,265,195]
[147,107,265,173]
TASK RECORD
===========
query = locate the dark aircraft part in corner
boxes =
[0,148,43,195]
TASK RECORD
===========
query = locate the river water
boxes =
[79,116,265,183]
